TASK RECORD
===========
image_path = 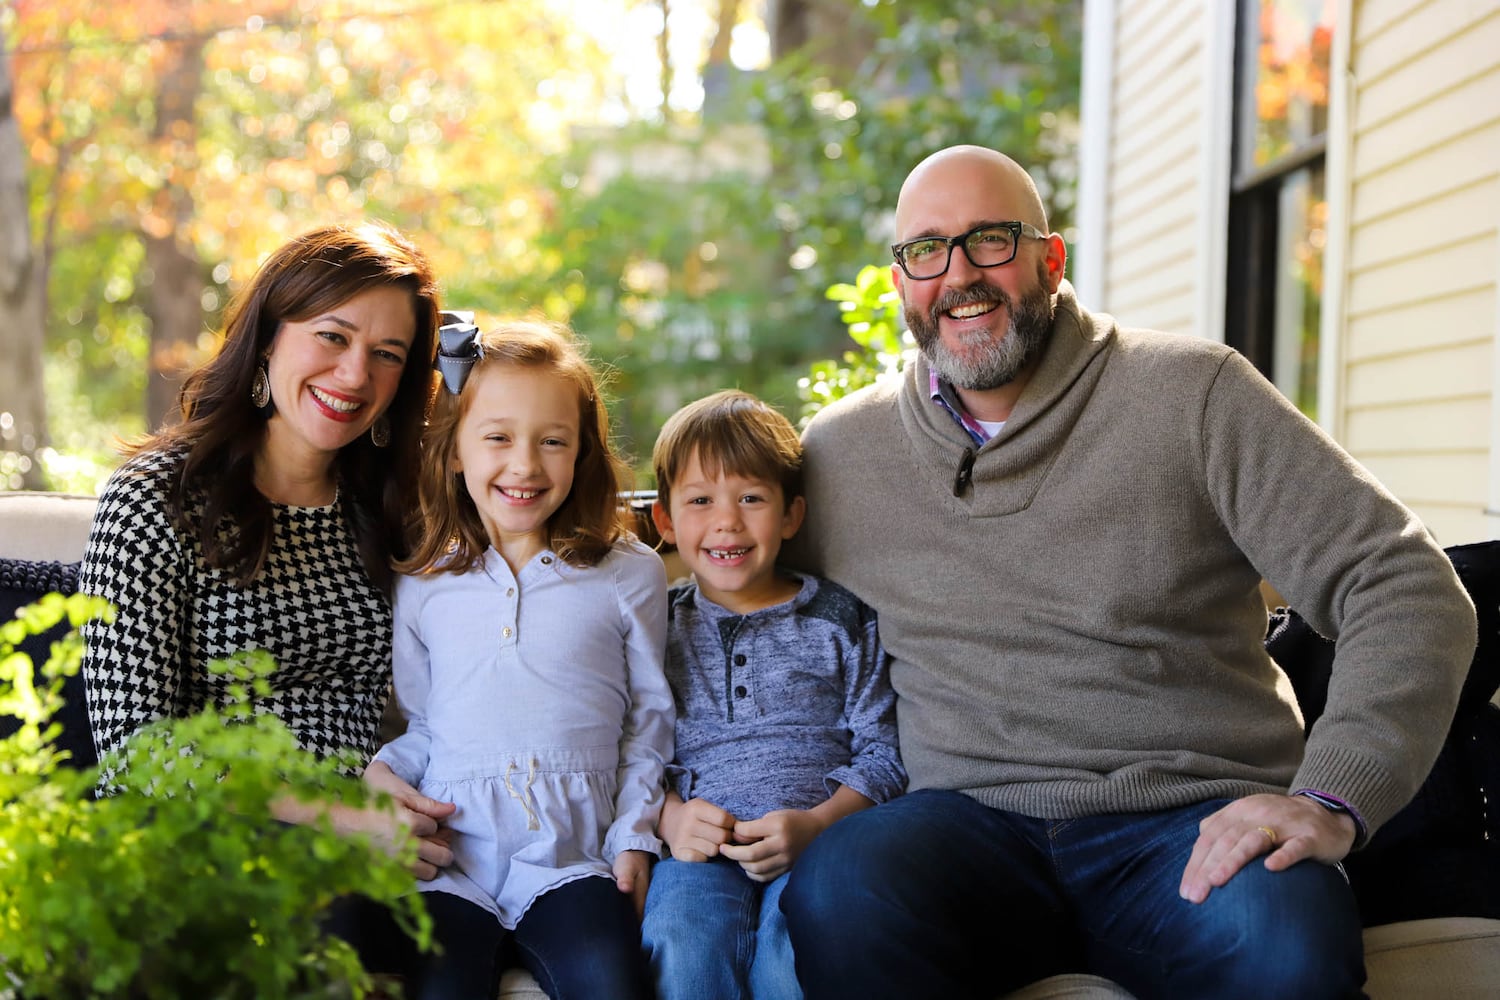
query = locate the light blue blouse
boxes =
[375,538,673,928]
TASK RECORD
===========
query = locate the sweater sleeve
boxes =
[823,600,907,805]
[603,545,675,861]
[371,574,433,786]
[79,460,192,773]
[1199,350,1476,834]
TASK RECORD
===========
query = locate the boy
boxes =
[641,389,906,1000]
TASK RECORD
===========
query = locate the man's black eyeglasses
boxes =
[891,222,1048,280]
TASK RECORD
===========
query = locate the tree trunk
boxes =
[768,0,871,83]
[658,0,672,117]
[708,0,739,66]
[143,28,205,431]
[0,25,50,490]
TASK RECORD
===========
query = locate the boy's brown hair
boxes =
[652,390,803,509]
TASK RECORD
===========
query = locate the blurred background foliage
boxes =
[0,0,1080,492]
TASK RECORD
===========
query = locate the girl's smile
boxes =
[453,365,581,571]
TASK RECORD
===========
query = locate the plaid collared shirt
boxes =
[929,369,990,446]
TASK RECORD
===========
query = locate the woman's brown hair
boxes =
[399,320,629,575]
[134,221,440,593]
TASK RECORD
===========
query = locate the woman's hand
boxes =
[361,760,458,880]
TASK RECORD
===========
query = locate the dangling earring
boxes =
[370,414,391,448]
[250,359,271,409]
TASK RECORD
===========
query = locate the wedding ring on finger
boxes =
[1256,825,1278,847]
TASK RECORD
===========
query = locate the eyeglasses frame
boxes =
[890,221,1050,280]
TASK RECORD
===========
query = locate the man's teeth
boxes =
[310,387,361,412]
[502,487,540,499]
[948,301,997,320]
[709,547,747,559]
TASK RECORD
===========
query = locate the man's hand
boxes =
[1179,792,1357,904]
[613,849,653,920]
[362,760,458,880]
[659,792,737,862]
[720,809,828,883]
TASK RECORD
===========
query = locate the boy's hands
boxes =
[613,849,654,919]
[720,809,826,882]
[659,790,737,861]
[722,785,878,882]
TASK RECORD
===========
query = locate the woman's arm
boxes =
[79,460,192,773]
[275,765,455,880]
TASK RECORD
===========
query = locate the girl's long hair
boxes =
[399,320,628,574]
[131,222,440,593]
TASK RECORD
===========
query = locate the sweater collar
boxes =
[900,280,1117,516]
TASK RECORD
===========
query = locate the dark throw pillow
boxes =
[1264,540,1500,925]
[0,557,98,772]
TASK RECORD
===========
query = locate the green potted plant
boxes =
[0,593,430,999]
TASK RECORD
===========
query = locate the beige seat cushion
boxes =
[1364,917,1500,999]
[0,492,97,562]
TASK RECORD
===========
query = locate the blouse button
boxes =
[734,685,748,698]
[502,626,513,638]
[541,556,553,565]
[734,654,746,666]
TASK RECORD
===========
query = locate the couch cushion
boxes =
[0,492,98,563]
[1363,917,1500,999]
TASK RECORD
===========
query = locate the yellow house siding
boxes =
[1345,286,1493,361]
[1339,0,1500,542]
[1095,0,1208,336]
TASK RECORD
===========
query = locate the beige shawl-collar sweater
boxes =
[794,281,1476,836]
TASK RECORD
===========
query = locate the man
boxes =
[780,145,1476,999]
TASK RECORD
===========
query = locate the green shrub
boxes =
[0,593,430,999]
[797,264,915,428]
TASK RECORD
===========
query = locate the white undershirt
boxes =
[976,418,1006,439]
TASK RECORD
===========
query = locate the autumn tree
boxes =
[6,0,610,489]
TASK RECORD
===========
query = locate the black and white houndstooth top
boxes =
[79,448,393,774]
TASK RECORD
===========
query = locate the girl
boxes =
[363,317,673,1000]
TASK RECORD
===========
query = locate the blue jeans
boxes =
[642,856,802,1000]
[781,790,1366,1000]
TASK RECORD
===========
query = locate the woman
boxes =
[80,221,453,874]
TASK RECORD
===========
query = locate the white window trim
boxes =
[1198,1,1236,344]
[1319,0,1355,440]
[1489,199,1500,536]
[1075,0,1116,308]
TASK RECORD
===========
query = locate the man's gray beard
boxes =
[907,277,1056,391]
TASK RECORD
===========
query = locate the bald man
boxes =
[779,145,1475,998]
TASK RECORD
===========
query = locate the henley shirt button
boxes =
[734,654,746,666]
[734,685,747,698]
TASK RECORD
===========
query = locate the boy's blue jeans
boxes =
[642,855,802,1000]
[781,789,1366,1000]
